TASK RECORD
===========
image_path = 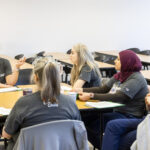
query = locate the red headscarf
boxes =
[114,50,142,83]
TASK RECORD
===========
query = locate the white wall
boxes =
[0,0,150,57]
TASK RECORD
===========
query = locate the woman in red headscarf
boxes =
[74,50,149,149]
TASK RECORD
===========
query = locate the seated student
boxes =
[2,57,81,150]
[101,92,150,150]
[0,57,25,88]
[70,43,101,88]
[75,50,148,148]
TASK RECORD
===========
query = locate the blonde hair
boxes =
[70,43,101,86]
[34,57,60,104]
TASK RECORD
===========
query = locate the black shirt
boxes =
[79,64,101,88]
[0,58,12,84]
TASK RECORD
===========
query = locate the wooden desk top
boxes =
[96,51,150,64]
[0,54,33,69]
[0,84,91,110]
[141,70,150,80]
[46,52,114,69]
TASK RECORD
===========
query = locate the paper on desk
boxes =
[0,87,22,93]
[61,86,72,91]
[0,107,11,115]
[85,101,124,108]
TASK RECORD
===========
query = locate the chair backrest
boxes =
[94,54,109,62]
[15,69,33,85]
[126,48,140,53]
[13,120,89,150]
[14,54,24,60]
[66,49,72,54]
[36,51,45,57]
[139,50,150,55]
[25,57,36,64]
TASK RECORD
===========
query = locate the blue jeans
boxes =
[101,118,143,150]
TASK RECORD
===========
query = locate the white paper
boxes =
[0,107,11,115]
[85,101,124,108]
[61,86,72,91]
[0,87,22,93]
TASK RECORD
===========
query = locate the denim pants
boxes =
[101,116,144,150]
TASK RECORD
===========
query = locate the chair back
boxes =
[15,69,33,85]
[13,120,89,150]
[14,54,24,60]
[126,48,140,53]
[25,57,36,64]
[139,50,150,55]
[36,51,45,57]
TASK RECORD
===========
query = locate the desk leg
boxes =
[99,112,103,150]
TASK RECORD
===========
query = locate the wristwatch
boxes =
[90,93,94,98]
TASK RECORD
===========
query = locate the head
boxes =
[33,57,60,104]
[70,43,101,86]
[115,50,142,72]
[114,56,121,71]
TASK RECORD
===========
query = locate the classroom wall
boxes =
[0,0,150,57]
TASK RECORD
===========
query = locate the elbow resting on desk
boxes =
[2,127,12,139]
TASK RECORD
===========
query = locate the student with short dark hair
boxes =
[0,57,25,88]
[2,57,81,150]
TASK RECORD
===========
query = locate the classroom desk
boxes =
[46,52,115,69]
[141,70,150,84]
[0,84,123,148]
[0,54,33,69]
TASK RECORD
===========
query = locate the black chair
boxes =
[36,51,45,57]
[94,55,109,63]
[138,50,150,55]
[16,69,33,85]
[105,56,117,65]
[14,54,24,60]
[126,48,140,53]
[66,49,71,54]
[25,57,36,64]
[62,49,72,83]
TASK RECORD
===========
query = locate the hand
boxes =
[0,83,13,88]
[145,93,150,111]
[16,57,26,69]
[72,88,83,93]
[79,92,91,101]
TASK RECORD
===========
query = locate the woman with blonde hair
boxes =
[2,57,81,150]
[70,43,101,88]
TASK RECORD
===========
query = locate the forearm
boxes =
[6,69,19,85]
[0,83,12,88]
[83,85,111,93]
[92,91,130,103]
[2,127,12,139]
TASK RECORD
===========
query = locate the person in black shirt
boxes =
[0,57,25,88]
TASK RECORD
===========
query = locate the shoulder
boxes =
[128,72,145,81]
[0,58,10,65]
[58,93,76,106]
[16,92,40,107]
[81,64,91,72]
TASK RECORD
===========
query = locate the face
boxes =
[114,56,121,71]
[70,48,78,65]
